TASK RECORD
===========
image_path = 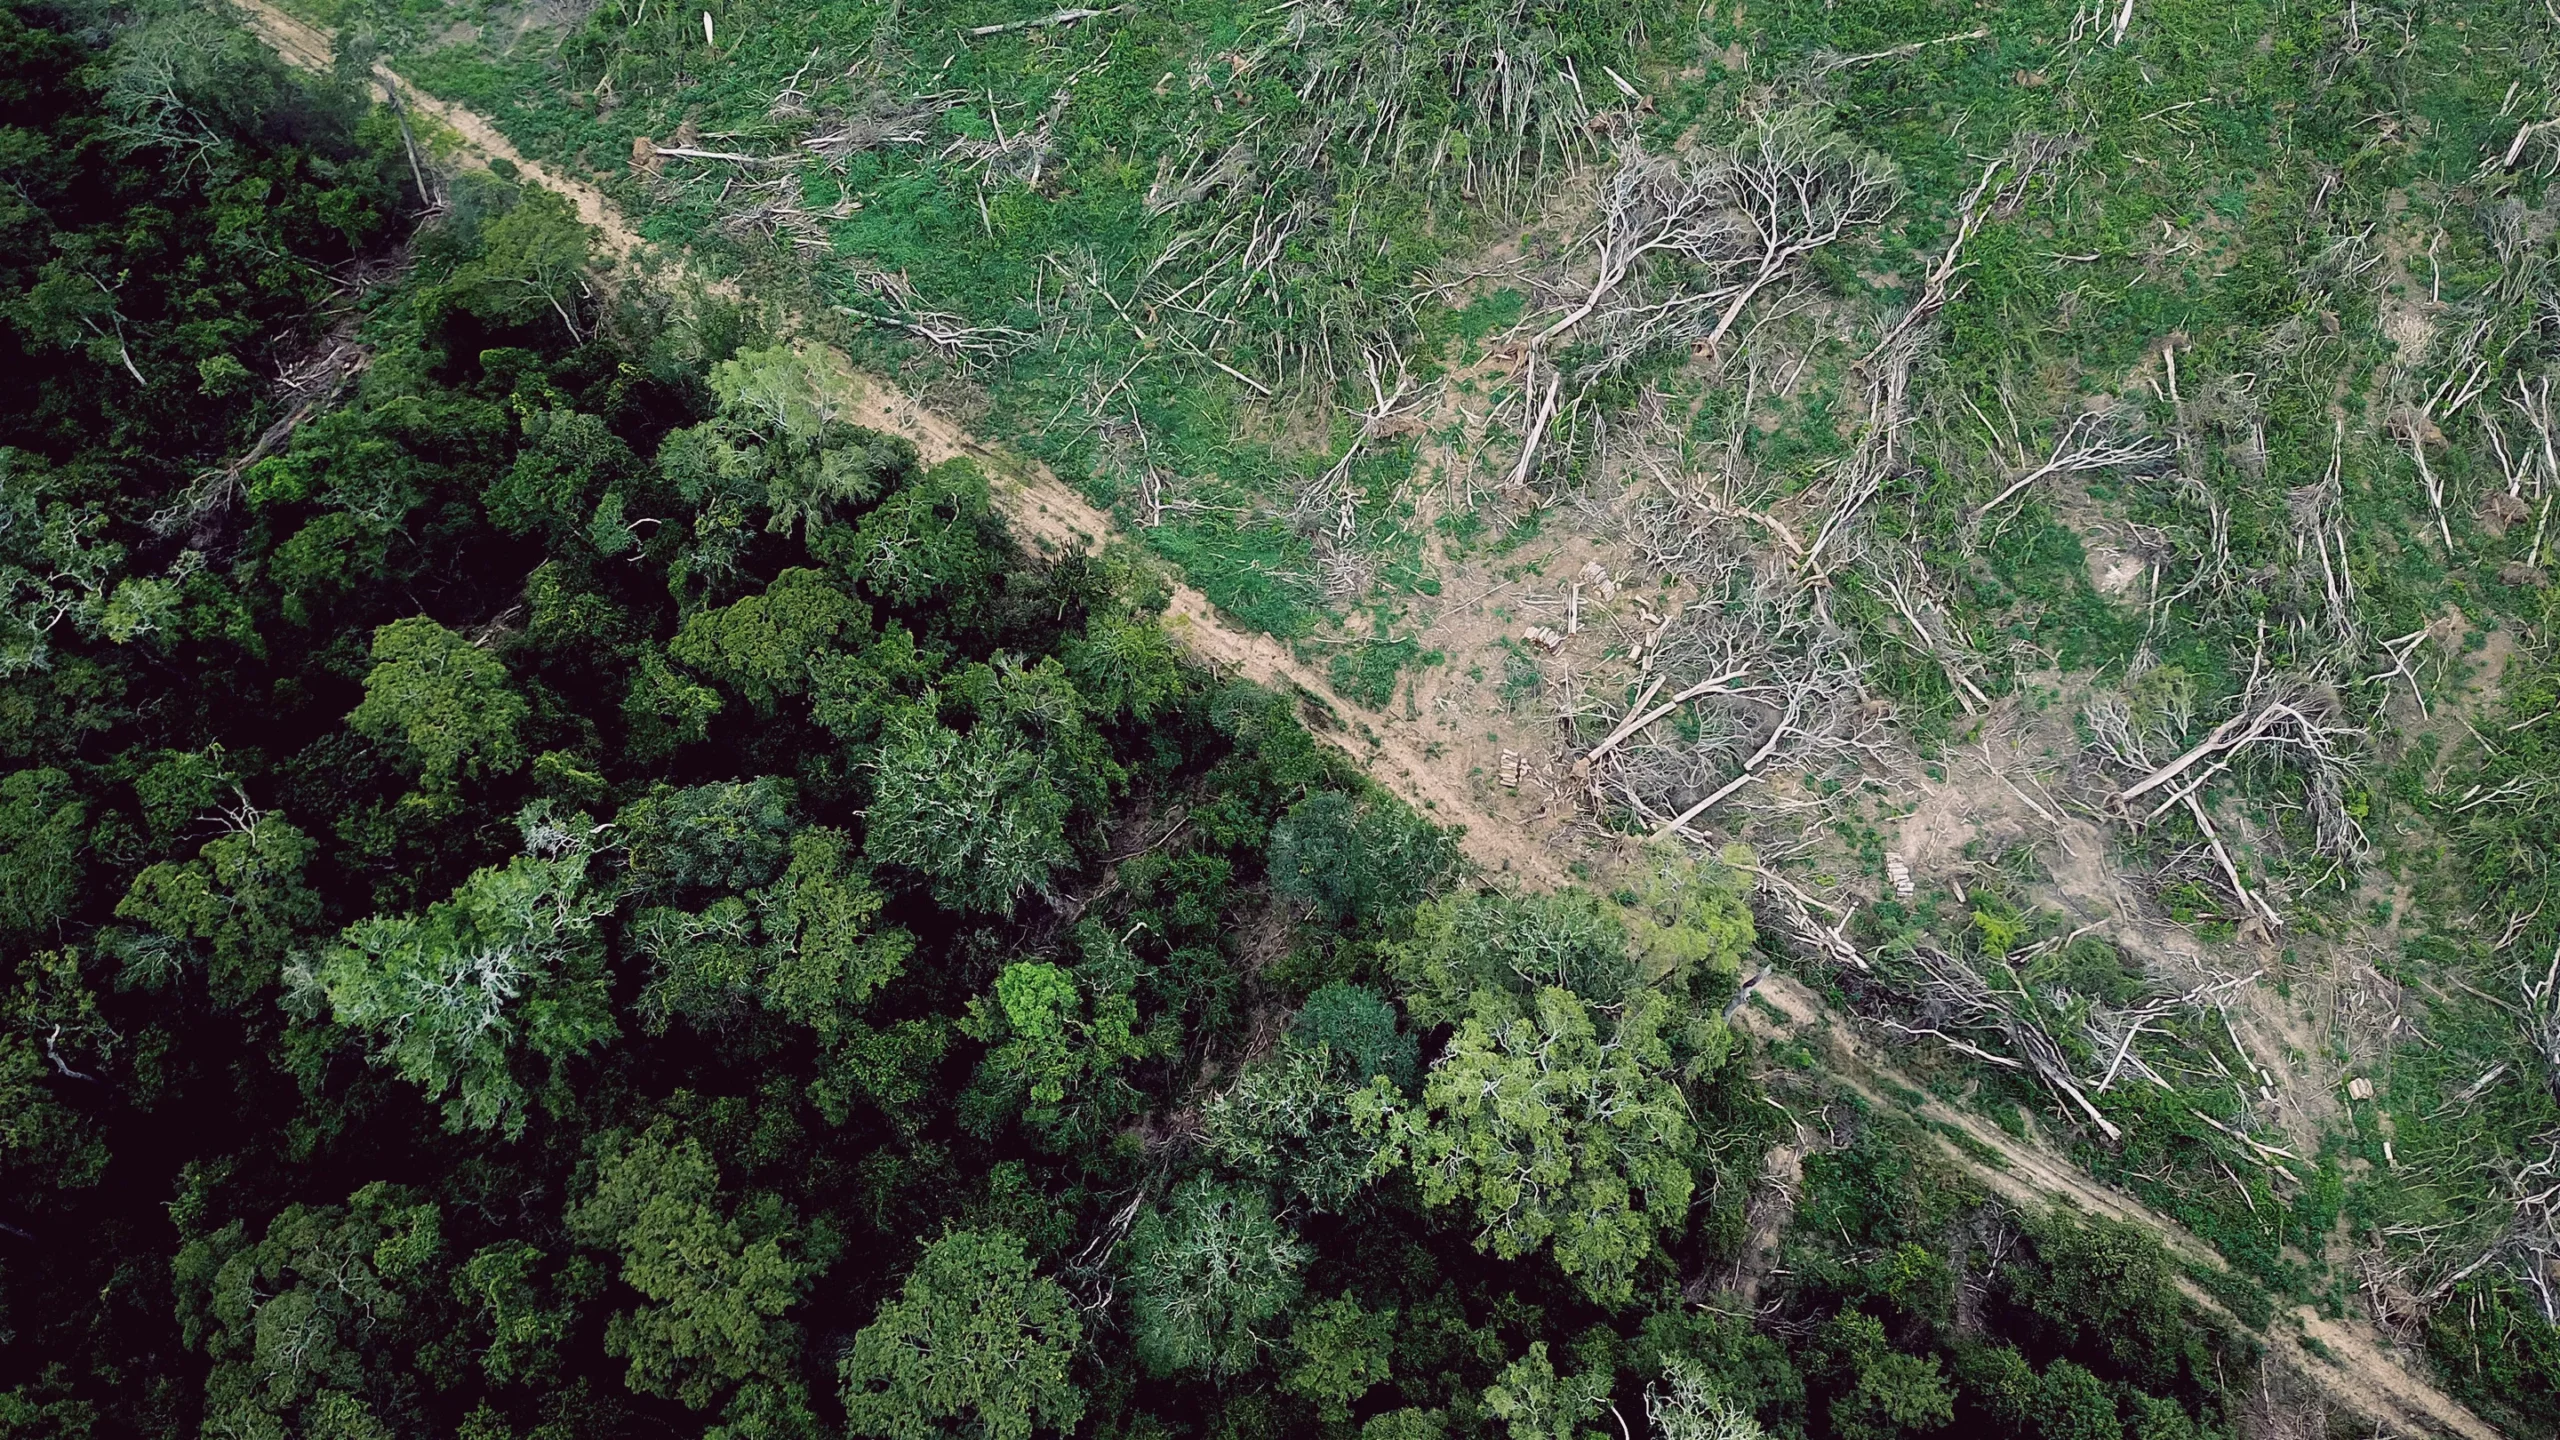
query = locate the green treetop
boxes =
[839,1229,1085,1440]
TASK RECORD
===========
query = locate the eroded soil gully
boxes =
[221,5,2497,1432]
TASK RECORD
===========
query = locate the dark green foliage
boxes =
[839,1229,1084,1440]
[1294,981,1419,1092]
[567,1118,828,1417]
[1127,1179,1309,1378]
[1269,789,1462,931]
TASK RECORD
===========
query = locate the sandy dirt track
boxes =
[221,5,2501,1431]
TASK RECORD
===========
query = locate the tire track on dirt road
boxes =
[225,0,1567,891]
[221,6,2501,1431]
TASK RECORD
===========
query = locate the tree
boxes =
[2126,1394,2197,1440]
[1620,845,1756,998]
[1952,1346,2037,1434]
[1831,1352,1954,1440]
[2009,1217,2194,1392]
[303,807,615,1135]
[485,408,629,541]
[173,1182,444,1437]
[115,808,321,1002]
[0,767,84,935]
[441,188,594,342]
[1062,612,1184,723]
[1201,1004,1399,1212]
[1267,790,1459,930]
[1646,1359,1766,1440]
[1126,1179,1307,1378]
[1386,890,1637,1025]
[756,826,914,1035]
[2033,1362,2118,1440]
[455,1241,569,1384]
[960,942,1150,1148]
[348,617,529,787]
[864,703,1072,915]
[1819,1313,1952,1440]
[839,1229,1084,1440]
[849,459,1009,613]
[1286,1294,1395,1422]
[1483,1342,1610,1440]
[616,777,800,897]
[1362,987,1692,1304]
[669,568,870,712]
[567,1120,820,1413]
[694,345,918,537]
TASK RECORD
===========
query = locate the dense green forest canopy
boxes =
[0,2,2475,1439]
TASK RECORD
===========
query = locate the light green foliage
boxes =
[670,567,869,711]
[1620,845,1755,995]
[1388,889,1636,1024]
[0,767,85,934]
[567,1120,818,1412]
[1483,1341,1611,1440]
[305,808,616,1135]
[1061,613,1185,723]
[757,827,914,1032]
[437,187,592,340]
[115,812,321,1000]
[865,702,1072,914]
[697,346,916,537]
[174,1182,442,1436]
[962,935,1149,1144]
[99,575,178,644]
[1201,998,1402,1210]
[1126,1178,1308,1378]
[1646,1359,1766,1440]
[849,459,1007,611]
[1286,1294,1396,1421]
[0,455,120,677]
[839,1229,1084,1440]
[1364,987,1692,1304]
[348,617,529,786]
[996,961,1076,1038]
[1268,790,1462,930]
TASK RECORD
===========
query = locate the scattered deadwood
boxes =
[1976,409,2173,516]
[967,4,1128,38]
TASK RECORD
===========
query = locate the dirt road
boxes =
[219,6,2500,1431]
